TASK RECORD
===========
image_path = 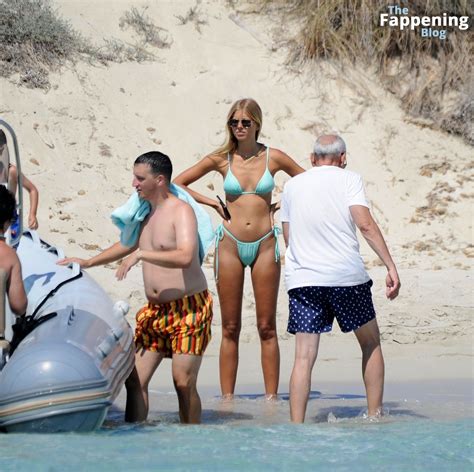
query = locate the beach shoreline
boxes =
[109,374,473,427]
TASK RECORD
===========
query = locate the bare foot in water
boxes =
[265,394,278,402]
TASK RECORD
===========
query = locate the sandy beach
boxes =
[1,0,472,406]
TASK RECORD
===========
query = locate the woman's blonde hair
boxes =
[213,98,263,156]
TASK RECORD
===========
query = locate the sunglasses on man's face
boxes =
[228,119,252,129]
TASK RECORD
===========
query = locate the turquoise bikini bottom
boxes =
[214,224,281,280]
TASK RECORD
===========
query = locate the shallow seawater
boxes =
[1,385,472,471]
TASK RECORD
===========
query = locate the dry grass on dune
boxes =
[242,0,473,144]
[0,0,82,89]
[0,0,169,90]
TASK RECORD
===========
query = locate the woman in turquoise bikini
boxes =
[174,98,304,399]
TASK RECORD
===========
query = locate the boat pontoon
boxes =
[0,120,134,432]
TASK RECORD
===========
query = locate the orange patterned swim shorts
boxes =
[134,289,212,357]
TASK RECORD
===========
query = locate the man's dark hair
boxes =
[0,186,16,228]
[0,130,6,146]
[134,151,173,182]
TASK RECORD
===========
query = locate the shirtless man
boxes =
[58,151,212,424]
[0,186,27,316]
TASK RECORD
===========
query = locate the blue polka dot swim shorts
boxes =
[287,280,376,334]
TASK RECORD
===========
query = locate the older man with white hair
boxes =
[280,134,400,423]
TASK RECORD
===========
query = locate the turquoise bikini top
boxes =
[223,146,275,196]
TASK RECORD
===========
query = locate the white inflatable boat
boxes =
[0,121,134,432]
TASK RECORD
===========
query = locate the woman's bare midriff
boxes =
[224,194,273,241]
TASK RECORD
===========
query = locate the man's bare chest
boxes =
[140,216,176,250]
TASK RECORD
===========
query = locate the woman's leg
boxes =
[216,235,245,396]
[251,235,281,396]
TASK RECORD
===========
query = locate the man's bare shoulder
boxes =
[159,195,194,218]
[162,198,197,236]
[169,197,195,218]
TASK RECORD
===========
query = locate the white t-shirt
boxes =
[280,166,370,290]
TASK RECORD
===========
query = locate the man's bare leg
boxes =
[290,333,320,423]
[125,349,164,422]
[172,354,203,424]
[354,318,384,417]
